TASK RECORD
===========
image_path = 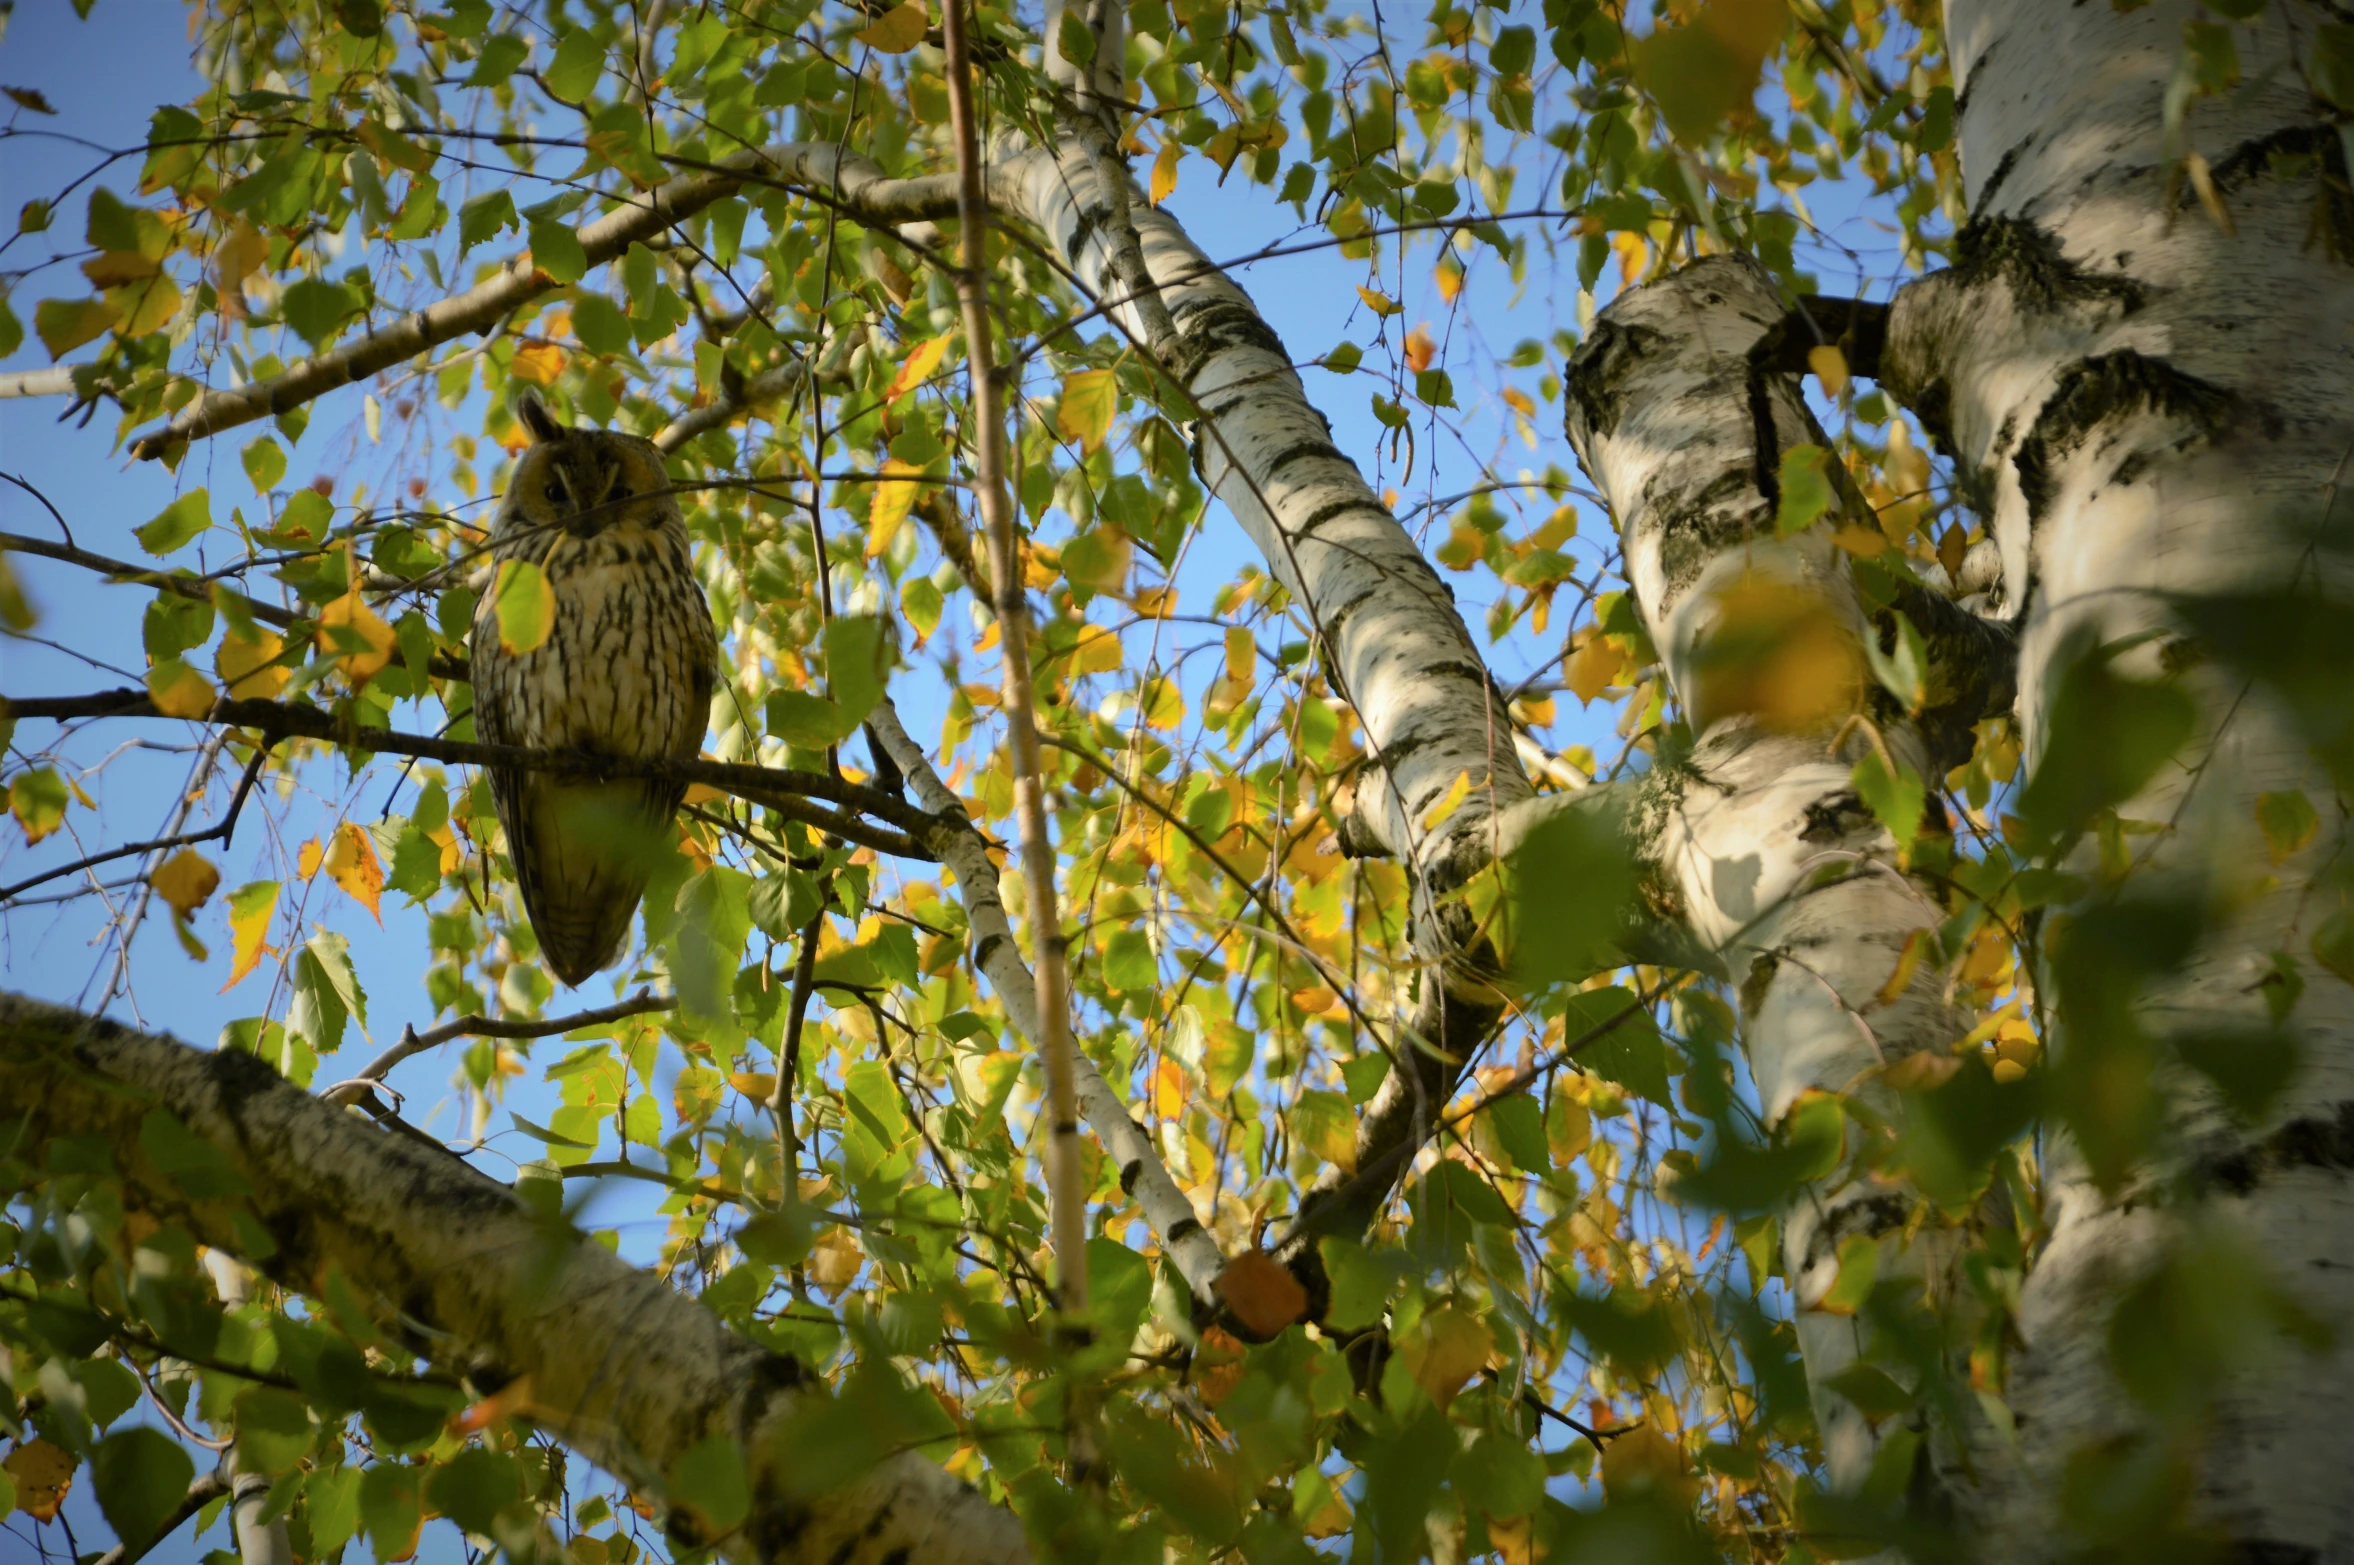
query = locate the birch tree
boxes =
[4,0,2351,1561]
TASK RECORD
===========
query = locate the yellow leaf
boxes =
[884,332,954,403]
[212,221,268,318]
[1877,927,1930,1006]
[730,1070,778,1101]
[852,0,927,52]
[82,251,162,287]
[109,273,183,338]
[1355,285,1401,317]
[1501,386,1535,418]
[1435,255,1464,303]
[808,1227,864,1296]
[222,880,279,991]
[1420,769,1473,830]
[1565,630,1625,704]
[1150,139,1181,206]
[216,623,289,700]
[36,296,121,358]
[1686,577,1864,734]
[1151,1057,1186,1119]
[511,341,566,386]
[151,849,220,917]
[323,821,385,923]
[866,460,922,557]
[297,837,324,879]
[317,587,397,681]
[1131,586,1177,617]
[1807,343,1850,397]
[1600,1423,1696,1504]
[4,1438,75,1522]
[1223,625,1254,685]
[1396,1304,1491,1409]
[1056,368,1118,455]
[1831,524,1889,557]
[1070,622,1123,674]
[492,559,556,656]
[145,657,217,718]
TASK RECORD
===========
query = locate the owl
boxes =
[469,394,718,986]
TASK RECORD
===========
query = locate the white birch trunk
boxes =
[1563,256,2001,1509]
[0,995,1031,1565]
[989,139,1537,1254]
[1872,2,2354,1553]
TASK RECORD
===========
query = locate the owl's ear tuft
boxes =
[516,391,566,446]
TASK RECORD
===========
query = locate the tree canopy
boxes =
[6,0,2350,1561]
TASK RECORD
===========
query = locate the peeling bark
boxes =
[0,995,1031,1565]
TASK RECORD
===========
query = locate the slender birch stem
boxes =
[939,0,1088,1320]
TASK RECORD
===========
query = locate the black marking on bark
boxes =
[2196,121,2354,261]
[1739,953,1779,1017]
[1265,436,1348,481]
[1297,497,1392,539]
[2013,351,2245,524]
[1372,730,1439,774]
[1951,216,2145,316]
[1563,318,1668,443]
[1168,1216,1204,1241]
[1755,295,1891,380]
[1119,1158,1145,1194]
[1065,207,1103,265]
[974,931,1005,971]
[1747,361,1784,516]
[2198,1100,2354,1195]
[2225,1543,2321,1565]
[880,1549,913,1565]
[1800,1192,1912,1268]
[1800,791,1873,845]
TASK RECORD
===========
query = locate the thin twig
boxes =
[320,990,674,1106]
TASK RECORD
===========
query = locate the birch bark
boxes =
[1562,255,2006,1510]
[1871,2,2354,1553]
[0,996,1031,1565]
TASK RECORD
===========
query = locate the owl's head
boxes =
[498,393,676,540]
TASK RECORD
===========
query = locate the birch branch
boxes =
[866,702,1228,1305]
[123,145,963,462]
[941,2,1089,1323]
[0,993,1033,1565]
[2,689,938,858]
[320,990,675,1107]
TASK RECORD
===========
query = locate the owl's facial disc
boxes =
[550,450,630,537]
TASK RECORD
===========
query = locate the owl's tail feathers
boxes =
[508,778,683,988]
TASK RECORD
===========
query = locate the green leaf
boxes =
[669,1435,753,1535]
[290,929,367,1055]
[1670,1094,1847,1214]
[303,1466,363,1555]
[91,1427,194,1549]
[236,1386,316,1477]
[1486,1093,1550,1174]
[528,215,588,283]
[1554,1285,1682,1376]
[1087,1236,1154,1340]
[468,32,530,86]
[2255,789,2319,864]
[1560,986,1672,1106]
[1415,1157,1516,1228]
[2173,1029,2300,1122]
[359,1462,422,1562]
[1102,928,1158,992]
[822,614,890,723]
[35,296,118,358]
[2016,632,2194,840]
[765,689,856,749]
[670,866,752,1021]
[135,489,210,555]
[1822,1362,1914,1421]
[281,278,360,349]
[1774,443,1836,534]
[458,189,517,255]
[1318,1236,1393,1331]
[425,1447,523,1534]
[571,293,632,355]
[1055,8,1098,66]
[545,26,605,102]
[242,436,287,492]
[1865,610,1927,713]
[1851,750,1925,851]
[1504,795,1637,986]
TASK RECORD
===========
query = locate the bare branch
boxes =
[125,145,964,462]
[0,744,264,903]
[1,688,941,858]
[320,990,676,1107]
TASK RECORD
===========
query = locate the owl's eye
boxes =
[545,467,572,508]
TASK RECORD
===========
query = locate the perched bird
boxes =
[469,393,718,986]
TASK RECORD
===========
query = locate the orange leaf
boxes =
[1214,1250,1308,1339]
[884,333,954,403]
[1403,324,1437,374]
[1149,139,1181,206]
[221,880,279,991]
[323,821,385,922]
